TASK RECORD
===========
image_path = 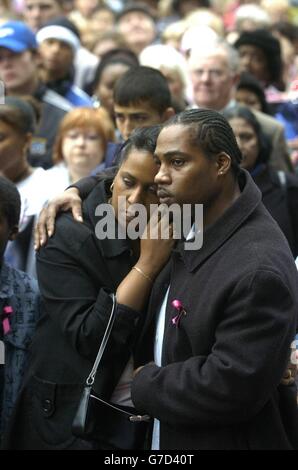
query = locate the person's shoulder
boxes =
[224,185,292,264]
[82,176,110,209]
[42,180,110,252]
[36,211,95,263]
[66,86,93,107]
[55,182,109,242]
[252,109,284,133]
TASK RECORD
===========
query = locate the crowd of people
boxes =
[0,0,298,450]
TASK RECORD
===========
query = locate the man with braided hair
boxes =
[34,109,298,449]
[129,108,298,450]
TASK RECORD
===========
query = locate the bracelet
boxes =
[132,266,153,284]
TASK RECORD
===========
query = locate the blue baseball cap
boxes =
[0,21,37,53]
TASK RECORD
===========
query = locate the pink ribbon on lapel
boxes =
[171,299,187,327]
[2,306,13,335]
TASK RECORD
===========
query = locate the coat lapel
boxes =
[178,171,262,273]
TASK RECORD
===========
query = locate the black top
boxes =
[253,165,298,257]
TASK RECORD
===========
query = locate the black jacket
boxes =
[131,171,298,450]
[2,179,141,450]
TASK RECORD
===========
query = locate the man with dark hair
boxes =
[0,177,39,442]
[113,66,175,141]
[97,65,175,170]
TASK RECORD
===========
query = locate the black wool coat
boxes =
[2,179,142,450]
[132,171,298,450]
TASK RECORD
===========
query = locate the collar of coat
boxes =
[173,169,262,272]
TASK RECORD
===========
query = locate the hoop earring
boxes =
[110,182,114,193]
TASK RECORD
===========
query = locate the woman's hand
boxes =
[34,188,83,250]
[137,207,176,279]
[116,208,175,311]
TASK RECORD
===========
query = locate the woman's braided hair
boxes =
[164,108,243,175]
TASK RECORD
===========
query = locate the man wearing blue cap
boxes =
[0,20,73,169]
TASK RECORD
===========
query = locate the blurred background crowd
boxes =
[1,0,298,278]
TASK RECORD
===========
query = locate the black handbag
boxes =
[72,294,151,449]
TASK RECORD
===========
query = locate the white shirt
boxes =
[151,226,195,449]
[151,287,170,450]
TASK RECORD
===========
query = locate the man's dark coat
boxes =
[132,171,298,450]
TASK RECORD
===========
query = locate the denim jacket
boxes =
[0,263,40,437]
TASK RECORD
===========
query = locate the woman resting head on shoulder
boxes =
[51,106,115,184]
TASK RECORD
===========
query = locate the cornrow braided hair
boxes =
[165,108,243,175]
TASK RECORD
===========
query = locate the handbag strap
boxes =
[86,293,116,386]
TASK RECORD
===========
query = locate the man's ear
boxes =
[24,133,33,154]
[9,225,19,241]
[161,107,175,122]
[216,152,231,176]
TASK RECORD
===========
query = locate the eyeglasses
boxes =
[192,68,229,79]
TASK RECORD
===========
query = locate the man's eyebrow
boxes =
[154,151,190,159]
